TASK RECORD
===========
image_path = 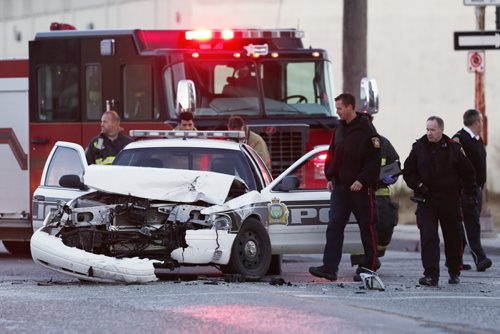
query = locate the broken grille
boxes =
[250,124,309,177]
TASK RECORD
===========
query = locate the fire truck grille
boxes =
[251,125,309,177]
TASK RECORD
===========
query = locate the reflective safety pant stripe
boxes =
[375,187,390,196]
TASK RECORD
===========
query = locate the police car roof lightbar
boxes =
[130,130,246,140]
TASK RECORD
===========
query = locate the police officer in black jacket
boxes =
[404,116,477,286]
[453,109,492,272]
[309,93,381,282]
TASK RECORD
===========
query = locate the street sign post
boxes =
[454,31,500,50]
[464,0,500,5]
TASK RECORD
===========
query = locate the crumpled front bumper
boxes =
[30,227,159,283]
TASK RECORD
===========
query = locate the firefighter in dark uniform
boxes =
[85,110,132,165]
[374,135,400,257]
[309,93,381,281]
[403,116,477,286]
[452,109,492,272]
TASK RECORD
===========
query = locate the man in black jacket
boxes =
[309,93,381,281]
[404,116,477,286]
[453,109,492,272]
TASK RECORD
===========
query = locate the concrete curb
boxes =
[390,224,500,256]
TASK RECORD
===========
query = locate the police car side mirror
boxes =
[59,174,89,191]
[275,175,300,192]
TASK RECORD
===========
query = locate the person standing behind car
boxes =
[403,116,477,286]
[85,110,132,165]
[227,116,271,170]
[452,109,492,272]
[175,111,197,130]
[309,92,381,282]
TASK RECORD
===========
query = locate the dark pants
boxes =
[416,196,462,279]
[375,195,399,256]
[323,184,378,272]
[461,191,487,265]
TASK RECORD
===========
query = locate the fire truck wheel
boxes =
[222,218,271,280]
[3,241,31,257]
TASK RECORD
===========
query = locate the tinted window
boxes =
[37,64,79,121]
[85,64,102,120]
[122,64,154,120]
[45,146,84,187]
[114,146,257,190]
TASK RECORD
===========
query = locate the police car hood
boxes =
[84,165,239,205]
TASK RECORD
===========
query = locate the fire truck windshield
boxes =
[164,59,335,118]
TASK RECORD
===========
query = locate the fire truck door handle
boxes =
[32,138,49,145]
[34,195,45,201]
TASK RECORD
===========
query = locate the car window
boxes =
[283,150,328,190]
[113,146,258,190]
[242,145,272,189]
[44,146,84,187]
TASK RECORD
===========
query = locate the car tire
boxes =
[3,241,31,257]
[224,218,271,280]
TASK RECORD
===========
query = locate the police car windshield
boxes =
[113,146,257,191]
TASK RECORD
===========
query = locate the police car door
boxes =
[261,145,361,255]
[32,141,91,232]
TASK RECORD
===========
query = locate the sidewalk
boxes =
[390,224,500,256]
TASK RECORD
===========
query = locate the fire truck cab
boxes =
[0,27,378,255]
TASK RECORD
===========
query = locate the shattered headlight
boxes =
[209,214,232,231]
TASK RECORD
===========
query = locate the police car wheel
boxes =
[224,218,271,280]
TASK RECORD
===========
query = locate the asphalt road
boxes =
[0,244,499,334]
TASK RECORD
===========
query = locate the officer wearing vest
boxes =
[374,135,400,256]
[452,109,492,272]
[309,93,381,282]
[85,110,132,165]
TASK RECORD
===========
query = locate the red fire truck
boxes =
[0,26,378,255]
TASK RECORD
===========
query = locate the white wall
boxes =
[1,0,499,191]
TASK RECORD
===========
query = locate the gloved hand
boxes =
[382,175,397,185]
[417,183,429,195]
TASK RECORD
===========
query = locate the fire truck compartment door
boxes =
[0,77,29,219]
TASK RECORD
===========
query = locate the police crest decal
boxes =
[267,197,289,225]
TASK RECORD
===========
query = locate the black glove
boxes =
[417,182,429,195]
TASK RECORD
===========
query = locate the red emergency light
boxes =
[50,22,76,31]
[185,30,213,41]
[185,29,235,41]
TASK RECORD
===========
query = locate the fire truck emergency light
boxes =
[185,30,213,41]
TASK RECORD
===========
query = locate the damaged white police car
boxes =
[31,131,362,283]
